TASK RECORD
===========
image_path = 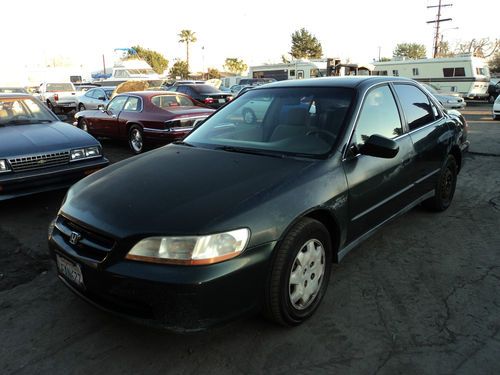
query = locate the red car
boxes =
[74,91,214,153]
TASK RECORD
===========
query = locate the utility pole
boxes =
[427,0,453,58]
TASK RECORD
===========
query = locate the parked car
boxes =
[0,87,28,94]
[74,91,214,154]
[493,94,500,120]
[76,86,115,111]
[48,77,469,332]
[421,83,466,110]
[36,82,78,113]
[487,81,500,104]
[167,84,233,108]
[0,94,108,201]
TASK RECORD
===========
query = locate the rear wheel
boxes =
[128,125,144,154]
[78,103,86,111]
[265,218,332,326]
[423,155,457,212]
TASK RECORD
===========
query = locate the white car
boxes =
[493,95,500,120]
[421,83,466,110]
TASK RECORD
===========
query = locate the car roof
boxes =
[118,91,186,98]
[260,76,415,89]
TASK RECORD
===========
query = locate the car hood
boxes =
[0,121,100,157]
[62,145,315,239]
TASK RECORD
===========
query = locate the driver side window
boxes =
[353,85,403,147]
[107,96,127,112]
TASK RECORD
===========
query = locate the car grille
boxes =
[54,216,116,263]
[9,151,70,172]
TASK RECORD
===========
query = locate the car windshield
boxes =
[46,83,74,92]
[0,98,55,125]
[185,87,354,158]
[151,94,195,109]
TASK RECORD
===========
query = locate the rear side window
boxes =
[123,97,141,112]
[353,85,403,146]
[394,84,435,131]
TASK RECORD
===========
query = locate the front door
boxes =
[98,95,127,137]
[343,84,414,242]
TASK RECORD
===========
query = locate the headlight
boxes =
[126,228,250,265]
[0,159,11,173]
[70,146,101,161]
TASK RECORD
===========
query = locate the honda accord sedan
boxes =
[0,94,108,201]
[74,91,214,154]
[48,77,469,331]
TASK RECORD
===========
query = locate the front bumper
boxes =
[0,157,109,200]
[48,220,276,332]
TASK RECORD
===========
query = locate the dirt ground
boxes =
[0,103,499,374]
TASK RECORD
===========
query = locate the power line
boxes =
[427,0,453,58]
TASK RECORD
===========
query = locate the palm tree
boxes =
[178,30,197,75]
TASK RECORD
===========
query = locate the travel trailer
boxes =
[373,54,490,99]
[93,59,162,87]
[248,58,373,81]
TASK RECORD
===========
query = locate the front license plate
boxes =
[56,254,84,288]
[218,99,225,103]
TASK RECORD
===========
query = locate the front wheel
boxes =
[423,155,457,211]
[128,125,144,154]
[78,103,86,112]
[265,218,332,326]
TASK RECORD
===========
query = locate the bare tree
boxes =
[455,38,500,58]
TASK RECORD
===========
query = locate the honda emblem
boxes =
[69,231,82,245]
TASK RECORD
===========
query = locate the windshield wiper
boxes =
[215,145,285,158]
[172,140,195,147]
[2,119,53,125]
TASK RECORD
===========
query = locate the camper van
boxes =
[373,54,490,99]
[248,59,333,81]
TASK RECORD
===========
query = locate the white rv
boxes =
[373,54,490,99]
[93,59,162,87]
[248,59,332,81]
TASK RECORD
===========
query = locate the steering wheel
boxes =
[306,129,336,143]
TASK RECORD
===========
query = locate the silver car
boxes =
[76,86,114,111]
[421,83,466,110]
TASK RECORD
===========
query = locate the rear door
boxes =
[392,83,452,200]
[343,84,415,242]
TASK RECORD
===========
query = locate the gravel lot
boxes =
[1,103,499,374]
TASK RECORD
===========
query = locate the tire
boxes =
[242,108,256,124]
[78,118,88,132]
[128,125,144,154]
[78,103,86,111]
[265,218,332,326]
[488,95,496,104]
[423,155,457,212]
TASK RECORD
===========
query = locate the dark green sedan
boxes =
[48,77,469,331]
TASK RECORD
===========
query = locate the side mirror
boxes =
[359,134,399,158]
[98,96,106,101]
[97,104,105,111]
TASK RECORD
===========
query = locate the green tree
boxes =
[290,28,323,59]
[169,60,189,79]
[489,51,500,73]
[178,30,197,73]
[223,58,248,75]
[207,67,221,79]
[393,43,427,59]
[379,57,392,62]
[126,46,168,75]
[436,40,454,58]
